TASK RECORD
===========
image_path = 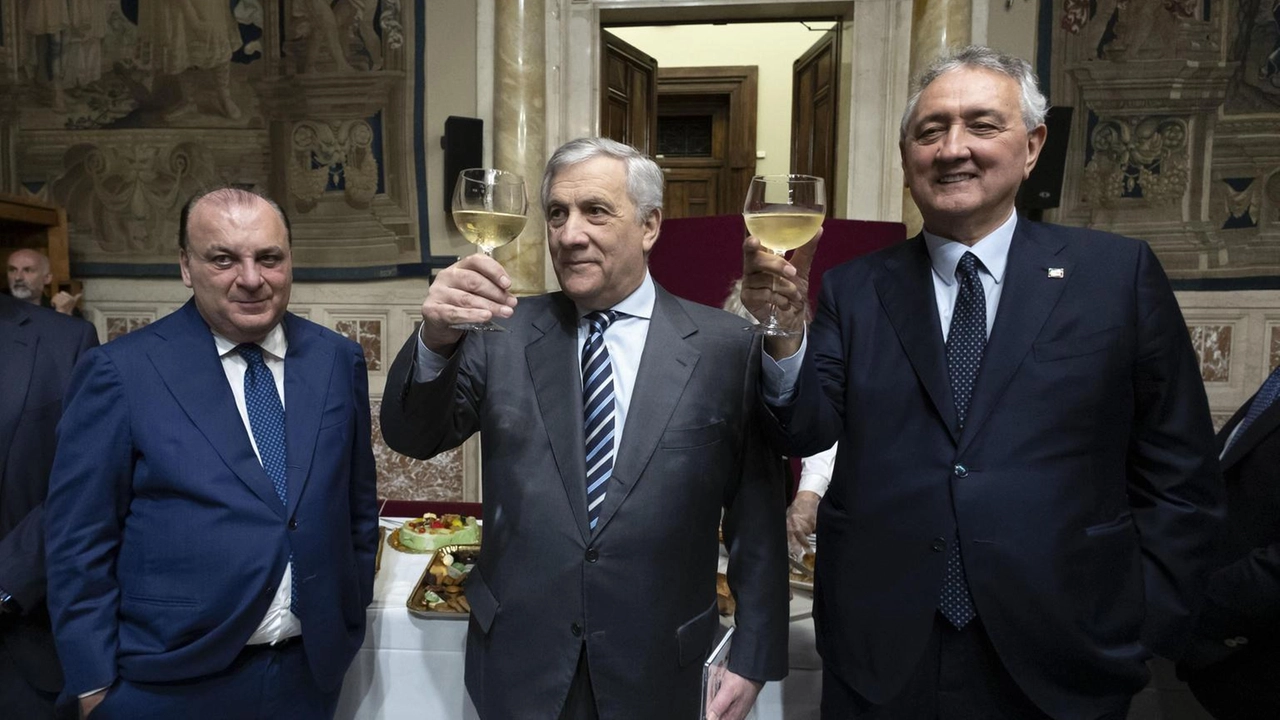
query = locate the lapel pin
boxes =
[1047,268,1065,279]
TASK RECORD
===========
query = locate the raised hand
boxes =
[741,229,820,359]
[418,254,517,354]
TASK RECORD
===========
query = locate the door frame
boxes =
[545,0,913,223]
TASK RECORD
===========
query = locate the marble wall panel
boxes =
[1269,324,1280,373]
[1188,323,1232,383]
[104,315,153,342]
[371,400,464,500]
[333,318,384,372]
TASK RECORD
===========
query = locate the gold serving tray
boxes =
[789,552,816,593]
[406,544,482,619]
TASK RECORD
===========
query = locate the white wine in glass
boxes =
[450,168,528,332]
[742,175,825,336]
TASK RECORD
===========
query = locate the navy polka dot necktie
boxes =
[238,343,297,615]
[582,311,620,532]
[940,252,984,629]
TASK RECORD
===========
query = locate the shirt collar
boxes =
[577,271,656,322]
[923,210,1017,286]
[214,322,288,361]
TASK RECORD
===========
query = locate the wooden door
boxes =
[791,29,838,201]
[654,66,757,219]
[601,31,658,156]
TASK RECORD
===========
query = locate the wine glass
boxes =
[451,168,529,332]
[742,174,825,336]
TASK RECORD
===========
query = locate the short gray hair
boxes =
[899,45,1048,143]
[541,137,664,224]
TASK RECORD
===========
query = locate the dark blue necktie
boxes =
[1226,365,1280,453]
[238,344,297,615]
[940,252,984,628]
[582,311,620,532]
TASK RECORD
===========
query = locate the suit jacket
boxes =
[45,300,379,699]
[1180,381,1280,673]
[0,295,97,696]
[380,285,789,720]
[765,220,1224,719]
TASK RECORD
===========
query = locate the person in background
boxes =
[723,276,832,556]
[380,137,789,720]
[742,45,1224,719]
[6,249,81,316]
[45,187,378,719]
[0,293,97,719]
[1179,367,1280,719]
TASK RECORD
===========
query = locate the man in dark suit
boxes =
[0,294,97,719]
[742,45,1224,719]
[1179,369,1280,719]
[45,188,379,719]
[380,138,789,720]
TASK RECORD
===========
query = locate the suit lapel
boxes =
[283,314,334,518]
[149,301,286,518]
[874,237,957,443]
[526,296,593,543]
[594,287,699,536]
[1219,392,1280,471]
[958,219,1070,454]
[0,301,36,477]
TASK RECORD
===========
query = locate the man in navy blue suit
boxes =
[743,45,1224,719]
[0,294,97,719]
[45,188,379,719]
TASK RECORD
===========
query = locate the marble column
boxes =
[903,0,972,236]
[493,0,548,295]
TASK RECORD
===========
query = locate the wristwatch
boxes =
[0,589,18,615]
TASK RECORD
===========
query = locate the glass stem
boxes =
[766,249,783,330]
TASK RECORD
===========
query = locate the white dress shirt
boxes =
[212,323,301,646]
[763,209,1018,400]
[415,274,658,459]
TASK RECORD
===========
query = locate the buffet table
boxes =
[336,520,821,719]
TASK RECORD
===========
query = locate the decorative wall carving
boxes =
[0,0,428,275]
[1082,116,1189,206]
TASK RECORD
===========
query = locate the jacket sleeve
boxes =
[379,331,483,460]
[45,347,133,695]
[1126,241,1226,660]
[722,335,791,682]
[348,346,380,607]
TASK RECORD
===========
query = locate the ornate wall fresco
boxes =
[0,0,447,277]
[1050,0,1280,282]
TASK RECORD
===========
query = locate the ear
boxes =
[179,250,194,289]
[1023,123,1048,179]
[640,209,662,254]
[899,139,911,188]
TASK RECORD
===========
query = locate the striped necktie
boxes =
[582,311,620,531]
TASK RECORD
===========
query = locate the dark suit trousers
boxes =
[1184,645,1280,720]
[559,644,600,720]
[87,641,338,720]
[822,614,1129,720]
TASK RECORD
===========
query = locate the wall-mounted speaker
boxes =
[1017,106,1073,214]
[442,117,483,210]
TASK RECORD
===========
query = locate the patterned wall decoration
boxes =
[0,0,445,277]
[333,316,384,372]
[1188,324,1234,382]
[104,313,152,341]
[1051,0,1280,280]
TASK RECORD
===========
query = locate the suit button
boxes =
[1224,637,1239,648]
[571,622,583,637]
[288,519,298,531]
[585,548,599,563]
[931,537,947,553]
[953,464,968,478]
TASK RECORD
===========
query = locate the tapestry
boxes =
[0,0,441,277]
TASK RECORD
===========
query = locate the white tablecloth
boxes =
[336,521,821,719]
